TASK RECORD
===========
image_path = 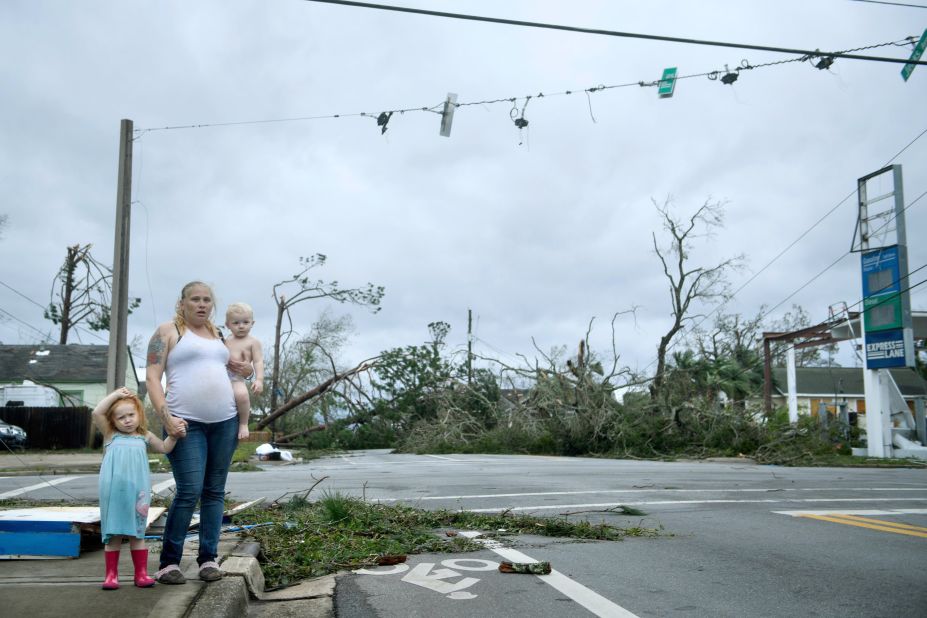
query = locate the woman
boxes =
[145,281,252,585]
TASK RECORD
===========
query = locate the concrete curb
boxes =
[0,465,103,476]
[189,539,335,617]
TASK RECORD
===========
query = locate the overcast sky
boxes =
[1,0,925,379]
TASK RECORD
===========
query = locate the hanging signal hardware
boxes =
[135,34,919,140]
[814,55,836,70]
[709,64,739,84]
[439,93,457,137]
[511,97,530,130]
[721,65,739,85]
[376,111,392,134]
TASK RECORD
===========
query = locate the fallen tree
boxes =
[254,358,378,432]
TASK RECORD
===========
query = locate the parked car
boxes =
[0,419,27,449]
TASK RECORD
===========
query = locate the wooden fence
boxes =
[0,407,273,450]
[0,406,93,450]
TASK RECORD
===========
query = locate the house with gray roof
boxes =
[770,366,927,417]
[0,344,142,408]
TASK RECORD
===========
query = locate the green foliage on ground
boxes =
[236,491,660,589]
[270,315,923,468]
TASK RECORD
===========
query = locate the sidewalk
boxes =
[0,524,335,617]
[0,453,336,616]
[0,452,104,475]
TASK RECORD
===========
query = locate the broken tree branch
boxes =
[255,358,378,430]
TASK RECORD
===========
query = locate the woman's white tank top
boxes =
[165,330,237,423]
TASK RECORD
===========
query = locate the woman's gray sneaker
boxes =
[198,561,223,582]
[155,565,186,585]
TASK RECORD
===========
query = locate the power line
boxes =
[136,36,914,135]
[0,279,46,310]
[848,0,927,8]
[0,278,112,345]
[671,126,927,338]
[0,307,56,344]
[304,0,927,66]
[864,187,927,240]
[639,167,927,376]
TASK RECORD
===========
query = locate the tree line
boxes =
[35,199,916,463]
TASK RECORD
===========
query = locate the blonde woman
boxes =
[145,281,251,585]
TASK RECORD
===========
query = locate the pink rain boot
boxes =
[102,550,120,590]
[131,549,156,588]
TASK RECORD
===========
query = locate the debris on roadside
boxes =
[375,554,407,565]
[445,530,458,537]
[499,560,551,575]
[254,443,294,462]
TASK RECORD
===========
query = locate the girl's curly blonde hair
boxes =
[104,394,148,436]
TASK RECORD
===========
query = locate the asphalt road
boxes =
[2,450,926,617]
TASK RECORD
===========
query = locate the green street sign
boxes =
[658,67,677,98]
[901,28,927,82]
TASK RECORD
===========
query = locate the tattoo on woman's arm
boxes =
[147,335,165,366]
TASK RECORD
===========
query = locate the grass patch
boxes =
[234,492,660,589]
[780,454,927,468]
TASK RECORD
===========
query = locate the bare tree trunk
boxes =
[57,245,81,344]
[269,295,286,423]
[649,198,742,410]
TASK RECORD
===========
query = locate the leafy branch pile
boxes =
[236,491,658,589]
[238,201,922,466]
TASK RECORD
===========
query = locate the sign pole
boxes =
[857,165,912,458]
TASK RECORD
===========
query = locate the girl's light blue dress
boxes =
[99,433,151,544]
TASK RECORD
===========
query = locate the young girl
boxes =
[92,387,185,590]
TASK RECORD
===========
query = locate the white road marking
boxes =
[775,508,927,516]
[425,454,464,461]
[373,487,927,502]
[355,564,410,576]
[460,531,639,617]
[313,458,502,468]
[151,479,176,496]
[402,562,481,597]
[339,455,358,465]
[0,476,80,499]
[465,497,927,513]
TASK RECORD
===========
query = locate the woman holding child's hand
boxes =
[145,281,246,586]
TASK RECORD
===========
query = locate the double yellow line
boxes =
[799,513,927,538]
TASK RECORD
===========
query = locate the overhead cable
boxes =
[304,0,927,66]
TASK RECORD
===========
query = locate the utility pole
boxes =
[467,308,473,385]
[106,119,133,392]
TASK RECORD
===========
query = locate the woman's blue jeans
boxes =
[160,416,238,568]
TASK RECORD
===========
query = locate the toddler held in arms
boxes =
[225,302,264,440]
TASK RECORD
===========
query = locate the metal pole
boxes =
[914,397,926,446]
[106,119,133,393]
[763,337,772,415]
[786,347,798,424]
[467,308,473,385]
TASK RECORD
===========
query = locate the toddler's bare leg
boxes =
[232,380,250,439]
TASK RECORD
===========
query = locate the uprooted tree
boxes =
[45,243,141,344]
[267,254,385,420]
[650,198,744,415]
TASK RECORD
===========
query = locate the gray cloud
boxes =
[1,0,925,378]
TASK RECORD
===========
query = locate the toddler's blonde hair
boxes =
[226,302,254,320]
